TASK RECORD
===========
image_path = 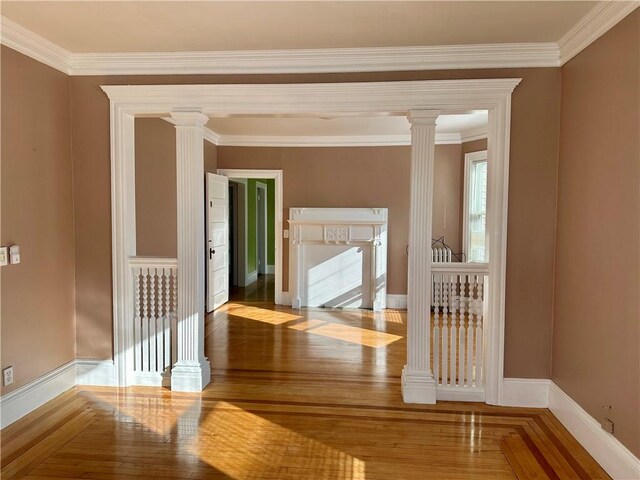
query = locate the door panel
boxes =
[206,173,229,312]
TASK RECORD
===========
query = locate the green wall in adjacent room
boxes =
[246,178,275,274]
[264,178,276,266]
[247,179,257,273]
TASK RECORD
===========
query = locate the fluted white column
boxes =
[402,109,440,403]
[170,111,211,392]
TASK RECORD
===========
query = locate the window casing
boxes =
[463,150,488,263]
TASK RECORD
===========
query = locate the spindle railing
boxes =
[130,257,177,386]
[431,262,488,401]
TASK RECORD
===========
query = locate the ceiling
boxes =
[2,1,597,53]
[207,112,487,138]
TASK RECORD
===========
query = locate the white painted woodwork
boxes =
[130,257,177,386]
[206,173,230,312]
[103,79,518,403]
[402,110,439,404]
[431,262,488,401]
[288,208,387,311]
[171,111,211,392]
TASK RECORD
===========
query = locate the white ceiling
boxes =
[207,112,487,137]
[205,112,487,146]
[2,1,596,53]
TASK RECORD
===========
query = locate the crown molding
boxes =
[3,2,636,76]
[558,0,640,65]
[68,43,560,75]
[461,125,488,143]
[213,133,410,147]
[203,131,487,147]
[0,15,558,75]
[0,16,70,74]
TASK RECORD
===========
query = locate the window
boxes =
[463,150,488,263]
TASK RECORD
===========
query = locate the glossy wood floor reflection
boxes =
[1,289,610,479]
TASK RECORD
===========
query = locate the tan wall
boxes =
[70,68,560,379]
[553,10,640,456]
[135,118,177,257]
[0,47,76,393]
[135,117,218,258]
[432,144,463,255]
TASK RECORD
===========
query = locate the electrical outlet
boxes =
[3,366,14,386]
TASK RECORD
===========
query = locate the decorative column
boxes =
[170,111,211,392]
[402,109,440,403]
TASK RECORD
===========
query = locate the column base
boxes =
[171,358,211,392]
[402,366,437,404]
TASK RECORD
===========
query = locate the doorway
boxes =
[218,170,283,305]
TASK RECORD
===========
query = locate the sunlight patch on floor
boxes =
[225,304,303,325]
[193,401,366,480]
[289,320,402,348]
[80,387,191,437]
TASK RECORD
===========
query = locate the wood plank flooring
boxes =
[1,279,610,479]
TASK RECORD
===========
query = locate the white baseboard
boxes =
[501,378,551,408]
[0,360,76,429]
[386,294,407,309]
[548,382,640,480]
[266,265,275,274]
[245,270,258,286]
[278,291,292,306]
[76,359,117,386]
[436,385,485,402]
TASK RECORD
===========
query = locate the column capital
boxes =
[170,111,209,127]
[407,109,441,127]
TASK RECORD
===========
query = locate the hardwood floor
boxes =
[1,286,610,479]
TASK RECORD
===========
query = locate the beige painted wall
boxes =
[69,68,560,377]
[0,46,76,393]
[135,118,218,258]
[553,10,640,456]
[433,144,463,255]
[135,118,177,257]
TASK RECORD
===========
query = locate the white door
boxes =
[206,173,229,312]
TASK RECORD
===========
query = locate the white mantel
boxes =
[288,208,388,311]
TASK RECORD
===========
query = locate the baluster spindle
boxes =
[466,275,476,386]
[164,268,171,371]
[441,274,449,387]
[433,273,441,382]
[442,273,450,386]
[134,268,142,371]
[171,267,178,366]
[149,269,157,373]
[142,268,150,372]
[475,275,484,385]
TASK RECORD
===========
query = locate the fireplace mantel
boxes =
[288,208,388,311]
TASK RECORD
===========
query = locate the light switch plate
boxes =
[0,247,7,266]
[284,230,289,239]
[9,245,20,265]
